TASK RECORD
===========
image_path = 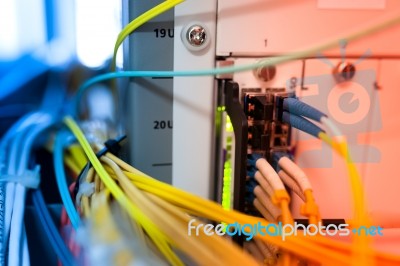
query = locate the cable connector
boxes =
[271,189,290,206]
[275,94,295,122]
[245,180,257,204]
[282,111,324,138]
[301,201,320,219]
[0,165,41,188]
[271,152,294,173]
[246,167,257,179]
[247,153,263,167]
[301,189,320,224]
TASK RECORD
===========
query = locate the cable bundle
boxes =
[55,117,400,266]
[1,1,400,265]
[61,116,261,266]
[0,111,56,266]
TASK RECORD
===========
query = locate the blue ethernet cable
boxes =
[54,131,81,229]
[32,190,76,266]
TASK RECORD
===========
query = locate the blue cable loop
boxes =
[283,98,327,122]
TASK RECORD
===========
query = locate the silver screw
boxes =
[333,62,356,82]
[186,25,207,47]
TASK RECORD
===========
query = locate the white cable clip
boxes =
[76,182,95,206]
[0,165,41,188]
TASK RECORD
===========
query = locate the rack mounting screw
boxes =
[186,25,207,47]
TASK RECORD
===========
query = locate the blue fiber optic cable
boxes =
[72,55,296,117]
[282,98,327,122]
[32,190,76,266]
[7,114,54,266]
[73,12,400,117]
[0,70,65,266]
[281,111,325,138]
[0,112,44,265]
[54,131,81,229]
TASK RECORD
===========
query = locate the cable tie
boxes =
[0,165,41,188]
[75,181,95,206]
[74,135,127,197]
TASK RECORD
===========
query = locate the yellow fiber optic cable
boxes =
[253,238,277,265]
[318,132,371,265]
[81,196,91,219]
[101,156,224,266]
[89,191,134,265]
[68,145,87,169]
[112,158,260,266]
[244,241,265,263]
[80,167,95,219]
[126,179,353,265]
[119,162,400,265]
[144,192,261,266]
[63,116,183,266]
[112,0,185,71]
[64,155,81,176]
[64,119,400,265]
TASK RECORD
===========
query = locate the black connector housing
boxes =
[244,95,273,121]
[248,125,268,150]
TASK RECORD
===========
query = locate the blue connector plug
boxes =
[282,111,324,138]
[247,153,263,167]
